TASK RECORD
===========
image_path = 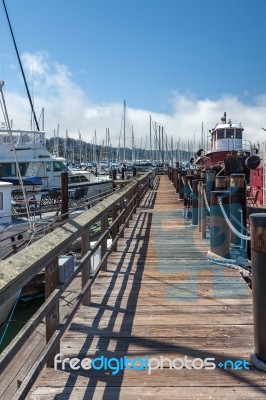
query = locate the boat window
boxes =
[235,129,242,139]
[226,129,234,138]
[46,162,52,172]
[53,161,68,172]
[217,129,224,139]
[1,163,27,176]
[0,193,3,210]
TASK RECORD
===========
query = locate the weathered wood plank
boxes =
[28,386,266,400]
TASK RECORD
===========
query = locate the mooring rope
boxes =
[188,180,193,192]
[202,188,210,212]
[217,196,251,241]
[250,349,266,372]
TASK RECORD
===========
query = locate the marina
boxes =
[1,2,266,399]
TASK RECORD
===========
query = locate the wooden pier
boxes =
[26,175,265,399]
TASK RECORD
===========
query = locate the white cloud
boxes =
[2,51,266,151]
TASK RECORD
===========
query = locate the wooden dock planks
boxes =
[28,176,266,400]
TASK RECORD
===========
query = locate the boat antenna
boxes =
[2,0,40,131]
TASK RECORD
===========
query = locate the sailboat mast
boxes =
[131,125,135,164]
[2,0,40,131]
[149,115,152,163]
[123,100,126,161]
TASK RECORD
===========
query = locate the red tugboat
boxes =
[195,112,251,175]
[249,138,266,208]
[194,112,264,211]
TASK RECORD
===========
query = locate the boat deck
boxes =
[29,175,266,399]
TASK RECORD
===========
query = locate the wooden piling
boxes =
[250,213,266,364]
[210,190,230,258]
[192,179,199,226]
[229,173,247,247]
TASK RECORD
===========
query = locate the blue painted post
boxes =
[229,173,247,247]
[192,179,199,226]
[178,172,186,200]
[210,190,230,258]
[206,170,215,205]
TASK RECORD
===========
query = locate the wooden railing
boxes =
[0,171,155,400]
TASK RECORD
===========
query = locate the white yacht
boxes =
[0,128,113,197]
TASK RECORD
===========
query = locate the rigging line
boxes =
[0,288,22,346]
[0,81,34,231]
[2,0,40,131]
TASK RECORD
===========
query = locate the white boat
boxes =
[0,128,113,198]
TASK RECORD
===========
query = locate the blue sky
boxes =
[1,0,266,148]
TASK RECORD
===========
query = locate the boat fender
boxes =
[245,155,261,170]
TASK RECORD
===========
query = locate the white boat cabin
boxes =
[209,112,248,153]
[0,129,92,190]
[0,181,12,224]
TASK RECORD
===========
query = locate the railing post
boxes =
[172,169,176,191]
[45,258,59,368]
[120,197,125,238]
[125,195,130,228]
[112,169,117,180]
[112,202,118,251]
[101,213,108,270]
[178,172,186,200]
[136,183,140,208]
[81,229,91,305]
[175,169,181,194]
[210,190,230,258]
[129,188,133,221]
[61,171,69,220]
[250,213,266,368]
